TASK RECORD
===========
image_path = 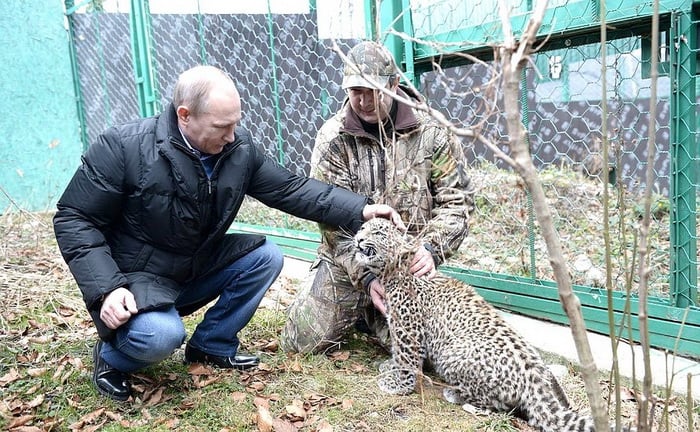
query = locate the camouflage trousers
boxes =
[280,259,390,354]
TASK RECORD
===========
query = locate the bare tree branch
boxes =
[334,3,614,427]
[496,1,610,430]
[636,1,661,430]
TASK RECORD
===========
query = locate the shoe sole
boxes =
[184,346,260,371]
[184,356,259,371]
[92,341,130,402]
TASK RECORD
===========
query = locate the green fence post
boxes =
[129,0,159,117]
[266,0,284,166]
[398,0,417,87]
[195,0,207,65]
[363,0,377,40]
[669,10,697,307]
[376,0,412,84]
[64,0,89,151]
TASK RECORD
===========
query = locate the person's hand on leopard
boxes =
[409,245,437,279]
[362,203,407,231]
[369,279,387,316]
[369,245,436,317]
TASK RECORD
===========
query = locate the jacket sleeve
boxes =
[247,146,368,233]
[422,124,474,264]
[53,129,129,310]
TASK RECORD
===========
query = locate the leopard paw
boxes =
[377,371,414,395]
[461,402,490,416]
[442,387,465,404]
[378,358,397,374]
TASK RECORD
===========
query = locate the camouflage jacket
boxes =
[311,87,474,286]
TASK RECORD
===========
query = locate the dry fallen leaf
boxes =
[12,426,44,432]
[257,362,273,372]
[7,415,34,429]
[272,418,299,432]
[104,411,123,422]
[262,339,279,352]
[253,396,269,408]
[192,375,221,388]
[27,335,53,344]
[231,391,247,403]
[26,367,47,378]
[79,419,107,432]
[256,405,274,432]
[187,363,213,375]
[284,400,307,421]
[327,351,349,362]
[246,381,266,393]
[315,419,333,432]
[68,407,105,430]
[286,359,303,373]
[348,362,367,373]
[26,394,44,409]
[0,369,21,387]
[143,386,164,406]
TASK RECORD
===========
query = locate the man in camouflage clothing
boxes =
[280,40,474,354]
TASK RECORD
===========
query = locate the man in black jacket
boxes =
[54,65,403,401]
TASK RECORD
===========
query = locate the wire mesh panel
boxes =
[71,11,139,148]
[149,12,358,176]
[67,1,698,305]
[411,3,691,301]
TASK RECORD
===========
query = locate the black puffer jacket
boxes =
[54,104,367,336]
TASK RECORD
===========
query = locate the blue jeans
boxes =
[99,240,284,373]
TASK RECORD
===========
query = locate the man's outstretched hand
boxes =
[362,204,406,231]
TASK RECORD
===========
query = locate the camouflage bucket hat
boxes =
[341,41,397,90]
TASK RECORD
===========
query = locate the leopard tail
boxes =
[520,365,596,432]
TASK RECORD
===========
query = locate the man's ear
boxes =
[390,75,400,89]
[176,105,190,124]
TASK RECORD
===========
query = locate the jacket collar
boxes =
[153,103,184,146]
[159,103,237,155]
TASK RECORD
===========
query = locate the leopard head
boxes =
[353,217,415,278]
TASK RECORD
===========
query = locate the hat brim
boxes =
[341,74,390,90]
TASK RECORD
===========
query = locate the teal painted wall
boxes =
[0,1,81,212]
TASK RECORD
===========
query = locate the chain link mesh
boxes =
[410,1,692,300]
[68,1,698,302]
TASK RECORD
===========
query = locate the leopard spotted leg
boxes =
[378,358,397,374]
[377,284,424,396]
[443,387,491,416]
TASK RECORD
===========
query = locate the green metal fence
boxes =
[374,0,700,356]
[65,0,699,357]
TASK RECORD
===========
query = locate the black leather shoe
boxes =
[184,344,260,370]
[92,341,131,401]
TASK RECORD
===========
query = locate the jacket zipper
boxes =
[367,147,375,192]
[378,146,386,191]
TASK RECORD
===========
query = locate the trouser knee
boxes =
[253,240,285,277]
[117,309,187,363]
[281,262,359,354]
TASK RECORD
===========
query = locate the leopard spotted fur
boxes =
[352,217,603,432]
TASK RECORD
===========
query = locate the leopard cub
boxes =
[353,218,611,432]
